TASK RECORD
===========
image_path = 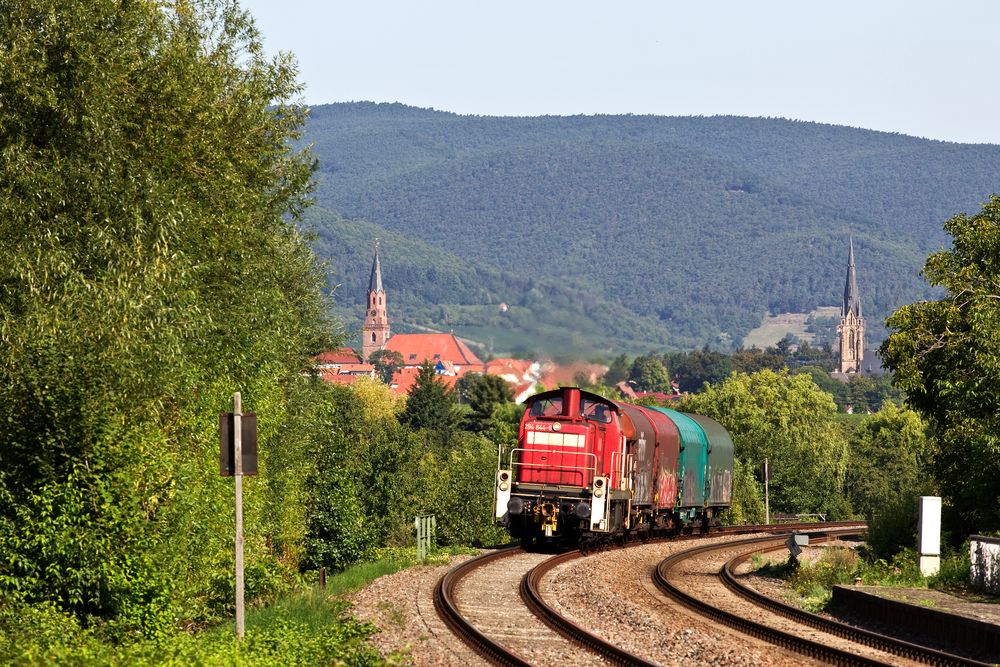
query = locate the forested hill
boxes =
[303,102,1000,355]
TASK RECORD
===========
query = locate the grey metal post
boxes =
[764,457,770,525]
[234,392,245,638]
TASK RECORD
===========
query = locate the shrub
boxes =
[0,590,386,666]
[857,548,925,587]
[929,545,972,593]
[866,489,922,560]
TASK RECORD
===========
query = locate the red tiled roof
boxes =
[616,381,638,399]
[321,372,370,386]
[388,366,461,396]
[314,348,362,365]
[385,333,484,368]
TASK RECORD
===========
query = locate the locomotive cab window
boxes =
[581,398,612,423]
[528,396,563,417]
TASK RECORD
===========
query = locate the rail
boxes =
[722,535,993,667]
[654,529,893,666]
[432,546,534,667]
[521,550,657,666]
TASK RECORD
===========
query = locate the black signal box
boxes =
[219,412,258,476]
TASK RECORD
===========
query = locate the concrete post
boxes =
[917,496,941,577]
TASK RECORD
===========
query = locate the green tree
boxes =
[401,361,460,431]
[667,347,736,393]
[681,370,849,514]
[731,348,785,374]
[719,458,766,525]
[368,349,405,384]
[0,0,330,635]
[416,431,509,546]
[456,373,514,432]
[629,355,671,393]
[881,195,1000,535]
[844,403,931,521]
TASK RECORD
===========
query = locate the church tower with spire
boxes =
[837,238,865,374]
[362,242,390,361]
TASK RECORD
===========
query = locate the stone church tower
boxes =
[837,238,865,374]
[362,243,390,361]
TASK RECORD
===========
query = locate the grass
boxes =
[2,546,477,666]
[750,545,976,614]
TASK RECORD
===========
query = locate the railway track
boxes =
[654,529,992,667]
[437,523,994,666]
[433,546,621,666]
[435,522,862,665]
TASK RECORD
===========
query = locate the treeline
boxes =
[301,102,999,348]
[602,338,900,413]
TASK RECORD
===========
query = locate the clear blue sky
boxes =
[241,0,1000,145]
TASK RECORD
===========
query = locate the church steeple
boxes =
[369,242,384,293]
[843,236,861,318]
[837,237,865,374]
[362,241,390,361]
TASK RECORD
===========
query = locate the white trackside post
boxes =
[590,476,608,531]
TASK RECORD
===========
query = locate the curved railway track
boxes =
[654,529,992,667]
[435,522,866,665]
[433,546,623,666]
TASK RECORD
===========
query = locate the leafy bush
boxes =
[415,431,510,547]
[788,547,859,603]
[719,458,765,525]
[929,545,972,593]
[866,489,923,560]
[0,591,385,667]
[856,548,925,587]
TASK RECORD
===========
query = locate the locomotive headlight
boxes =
[551,422,562,432]
[499,481,509,491]
[593,487,604,498]
[593,477,605,498]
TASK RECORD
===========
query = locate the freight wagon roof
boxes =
[685,414,735,456]
[648,407,707,450]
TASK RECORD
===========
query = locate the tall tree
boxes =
[401,361,459,431]
[667,347,736,392]
[0,0,331,634]
[368,349,405,384]
[456,373,514,431]
[629,355,671,393]
[881,194,1000,535]
[844,403,931,521]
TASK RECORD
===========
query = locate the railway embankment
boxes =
[830,585,1000,663]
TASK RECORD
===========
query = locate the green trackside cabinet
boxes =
[686,414,734,509]
[650,407,707,509]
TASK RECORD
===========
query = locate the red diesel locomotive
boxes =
[494,387,734,543]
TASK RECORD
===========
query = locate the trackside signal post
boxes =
[220,392,257,638]
[762,458,771,525]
